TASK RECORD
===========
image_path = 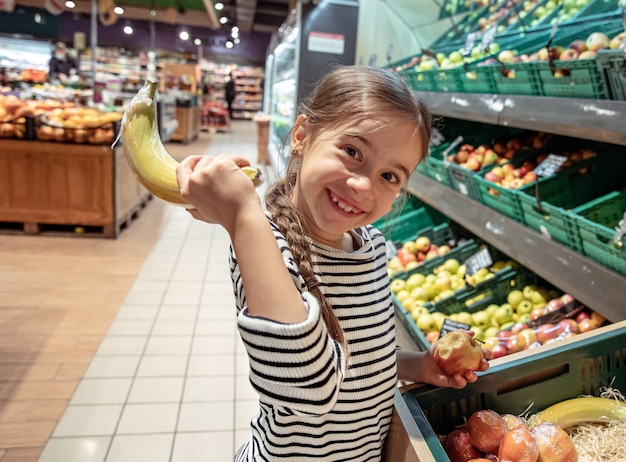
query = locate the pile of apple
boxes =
[391,258,516,318]
[442,408,576,462]
[481,147,597,192]
[446,132,548,172]
[387,235,456,276]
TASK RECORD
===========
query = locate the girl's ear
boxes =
[290,115,308,153]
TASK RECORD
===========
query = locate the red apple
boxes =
[569,39,588,54]
[575,310,591,324]
[491,343,508,359]
[443,429,482,462]
[560,294,575,306]
[556,319,580,335]
[433,331,484,376]
[516,328,538,349]
[558,48,579,60]
[544,298,564,313]
[529,306,546,322]
[536,323,560,344]
[586,32,610,52]
[467,409,508,454]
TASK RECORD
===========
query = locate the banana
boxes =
[118,80,263,207]
[530,396,626,429]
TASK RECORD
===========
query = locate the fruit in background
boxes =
[558,48,579,60]
[531,422,577,462]
[609,32,626,49]
[578,317,598,333]
[498,49,516,63]
[536,323,559,344]
[568,39,588,54]
[417,312,437,332]
[516,300,534,316]
[556,319,579,336]
[466,409,507,454]
[472,310,492,331]
[491,343,508,359]
[516,328,538,349]
[507,290,524,310]
[586,32,610,52]
[414,236,431,253]
[494,304,514,325]
[390,279,406,293]
[433,331,484,376]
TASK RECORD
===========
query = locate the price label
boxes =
[369,54,377,66]
[385,240,399,260]
[533,154,568,177]
[464,247,493,276]
[462,32,478,57]
[480,25,497,52]
[430,127,445,147]
[440,318,471,337]
[442,135,465,157]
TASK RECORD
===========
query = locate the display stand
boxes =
[0,139,151,238]
[172,104,199,144]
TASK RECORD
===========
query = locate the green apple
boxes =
[431,312,446,330]
[470,325,485,341]
[401,297,417,311]
[410,305,429,320]
[390,279,406,294]
[443,258,461,275]
[516,300,534,316]
[472,310,492,330]
[485,326,499,339]
[485,304,500,318]
[410,287,430,302]
[522,285,538,301]
[494,305,514,326]
[416,313,437,332]
[507,290,524,309]
[456,311,474,326]
[406,273,426,291]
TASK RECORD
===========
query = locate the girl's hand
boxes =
[424,332,489,389]
[176,154,262,231]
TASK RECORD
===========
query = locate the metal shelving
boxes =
[407,173,626,322]
[418,92,626,146]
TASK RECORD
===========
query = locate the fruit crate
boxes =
[433,68,465,93]
[458,64,498,94]
[403,67,439,93]
[531,58,608,99]
[596,49,626,100]
[518,150,626,252]
[374,201,448,244]
[490,61,544,96]
[399,320,626,461]
[571,188,626,275]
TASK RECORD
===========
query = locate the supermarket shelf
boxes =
[418,92,626,146]
[407,172,626,322]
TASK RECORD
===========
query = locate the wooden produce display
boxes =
[0,139,150,238]
[171,103,199,144]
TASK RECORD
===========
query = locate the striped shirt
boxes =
[230,218,398,461]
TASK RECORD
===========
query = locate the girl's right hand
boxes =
[176,154,262,232]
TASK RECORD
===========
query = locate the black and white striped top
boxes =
[230,218,398,461]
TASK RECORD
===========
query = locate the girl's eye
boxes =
[382,172,400,184]
[343,146,361,160]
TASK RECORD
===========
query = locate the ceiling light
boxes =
[231,26,239,33]
[231,30,239,39]
[219,16,228,24]
[234,37,240,44]
[215,2,224,10]
[123,25,133,35]
[113,6,124,14]
[225,40,233,48]
[179,30,190,40]
[65,1,76,8]
[150,9,156,16]
[194,38,201,45]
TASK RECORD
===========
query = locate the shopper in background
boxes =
[176,65,488,461]
[224,72,236,119]
[48,42,77,83]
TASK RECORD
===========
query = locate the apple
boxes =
[536,323,560,344]
[544,297,564,313]
[417,313,437,332]
[483,336,501,351]
[568,39,588,54]
[491,343,508,359]
[556,318,580,335]
[575,310,591,324]
[529,305,546,321]
[425,330,440,344]
[578,317,599,333]
[578,50,597,59]
[414,236,431,253]
[586,32,610,52]
[609,32,626,49]
[498,49,516,63]
[466,409,508,454]
[494,305,514,326]
[516,328,538,349]
[561,293,575,306]
[590,310,606,326]
[443,429,482,462]
[516,300,534,316]
[433,330,484,376]
[406,273,426,290]
[472,310,492,330]
[402,240,418,254]
[505,335,522,354]
[390,279,406,293]
[507,290,524,309]
[484,171,502,183]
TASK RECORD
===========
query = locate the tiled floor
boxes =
[35,121,268,462]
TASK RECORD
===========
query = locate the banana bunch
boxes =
[119,80,263,207]
[530,396,626,429]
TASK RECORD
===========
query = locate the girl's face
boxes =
[292,117,424,250]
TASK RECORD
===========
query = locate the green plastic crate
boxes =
[572,188,626,275]
[403,67,439,92]
[458,64,498,94]
[532,58,608,99]
[597,49,626,101]
[518,151,626,252]
[374,202,448,244]
[401,320,626,461]
[474,169,527,223]
[491,61,544,96]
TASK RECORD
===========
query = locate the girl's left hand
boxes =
[424,336,489,389]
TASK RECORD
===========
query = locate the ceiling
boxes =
[13,0,291,34]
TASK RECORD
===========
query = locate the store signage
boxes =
[440,318,471,337]
[308,31,345,55]
[430,128,445,147]
[533,154,568,177]
[462,32,477,57]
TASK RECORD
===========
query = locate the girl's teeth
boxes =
[332,195,357,213]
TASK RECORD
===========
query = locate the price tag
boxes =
[368,54,377,66]
[480,25,497,52]
[462,32,478,57]
[430,127,445,147]
[385,240,399,260]
[464,247,493,276]
[442,135,464,157]
[533,154,568,177]
[612,211,626,248]
[386,43,394,62]
[440,318,471,337]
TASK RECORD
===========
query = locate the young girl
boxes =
[176,66,488,461]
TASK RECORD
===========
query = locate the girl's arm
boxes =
[176,154,307,324]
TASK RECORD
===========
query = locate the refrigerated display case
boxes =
[265,0,359,173]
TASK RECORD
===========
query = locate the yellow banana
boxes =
[118,80,263,207]
[530,396,626,429]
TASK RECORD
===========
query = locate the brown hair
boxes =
[265,66,432,351]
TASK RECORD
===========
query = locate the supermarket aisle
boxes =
[38,120,269,462]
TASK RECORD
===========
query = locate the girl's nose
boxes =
[347,174,373,197]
